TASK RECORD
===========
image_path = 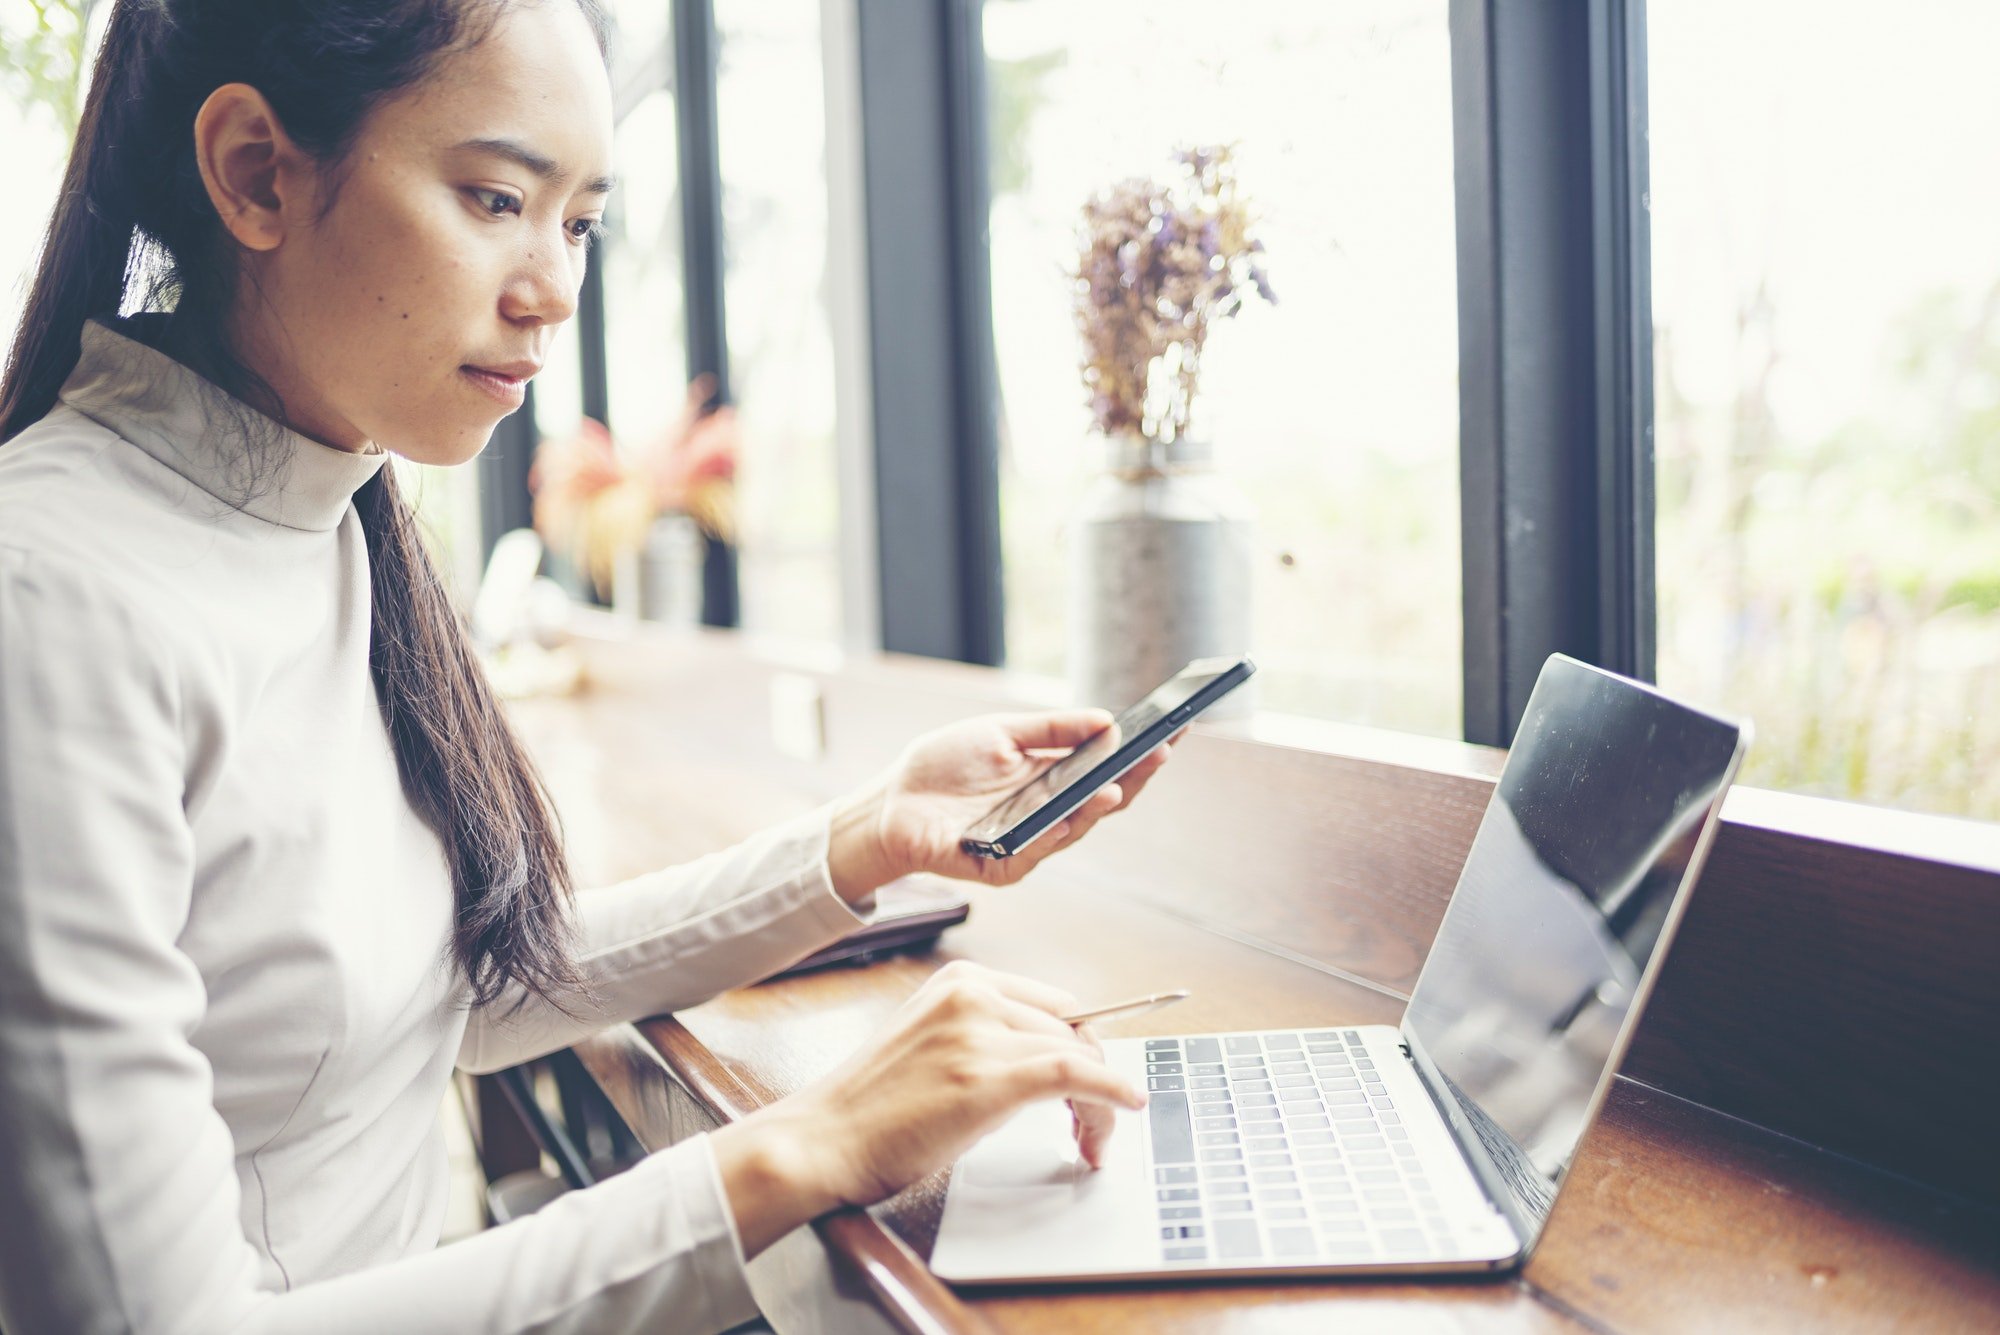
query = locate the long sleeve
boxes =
[458,809,873,1075]
[0,549,761,1335]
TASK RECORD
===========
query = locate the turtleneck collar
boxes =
[57,317,389,533]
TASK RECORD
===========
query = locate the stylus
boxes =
[1059,989,1192,1027]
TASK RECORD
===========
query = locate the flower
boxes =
[1074,144,1274,447]
[529,374,739,599]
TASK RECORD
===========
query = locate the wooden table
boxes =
[509,623,2000,1334]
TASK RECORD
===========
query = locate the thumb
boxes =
[1000,708,1116,752]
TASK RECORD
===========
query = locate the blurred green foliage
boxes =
[0,0,91,136]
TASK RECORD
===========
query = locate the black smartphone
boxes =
[959,656,1256,859]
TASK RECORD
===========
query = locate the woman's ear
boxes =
[191,83,310,253]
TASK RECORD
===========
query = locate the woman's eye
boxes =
[569,217,605,247]
[469,188,522,217]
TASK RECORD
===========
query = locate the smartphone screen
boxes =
[960,657,1255,857]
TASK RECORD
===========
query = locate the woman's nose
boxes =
[500,233,581,327]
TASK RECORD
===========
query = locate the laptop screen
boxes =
[1401,656,1744,1241]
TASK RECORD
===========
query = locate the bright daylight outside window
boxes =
[714,0,842,646]
[1649,1,2000,821]
[600,2,688,466]
[984,1,1461,737]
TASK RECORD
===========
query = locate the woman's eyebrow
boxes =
[452,136,616,195]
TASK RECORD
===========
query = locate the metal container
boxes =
[1068,437,1255,716]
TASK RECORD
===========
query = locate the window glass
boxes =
[0,5,87,378]
[984,0,1461,736]
[715,0,842,645]
[1649,1,2000,820]
[601,3,688,450]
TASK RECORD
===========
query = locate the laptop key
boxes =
[1214,1218,1263,1259]
[1156,1166,1197,1185]
[1145,1039,1180,1051]
[1270,1226,1317,1258]
[1212,1197,1255,1214]
[1149,1091,1196,1165]
[1147,1061,1184,1075]
[1266,1033,1303,1050]
[1184,1037,1223,1063]
[1158,1187,1200,1203]
[1149,1076,1186,1091]
[1159,1206,1202,1221]
[1225,1037,1261,1055]
[1163,1245,1208,1262]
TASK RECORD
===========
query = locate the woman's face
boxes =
[236,2,614,464]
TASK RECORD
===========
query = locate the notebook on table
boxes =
[931,654,1748,1284]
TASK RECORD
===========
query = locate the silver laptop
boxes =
[932,655,1749,1283]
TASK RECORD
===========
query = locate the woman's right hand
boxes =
[708,960,1148,1258]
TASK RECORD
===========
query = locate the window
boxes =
[601,1,689,452]
[714,0,842,646]
[1649,0,2000,820]
[982,0,1462,736]
[1,2,91,381]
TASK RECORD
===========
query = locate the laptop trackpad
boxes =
[959,1101,1087,1188]
[935,1099,1154,1281]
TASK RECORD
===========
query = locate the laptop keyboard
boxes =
[1145,1029,1462,1265]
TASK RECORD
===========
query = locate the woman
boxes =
[0,3,1164,1331]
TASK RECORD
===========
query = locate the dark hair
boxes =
[0,0,609,1009]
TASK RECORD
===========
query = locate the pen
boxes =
[1059,988,1192,1027]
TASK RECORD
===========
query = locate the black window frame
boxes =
[518,0,1657,747]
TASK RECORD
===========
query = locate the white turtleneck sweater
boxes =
[0,320,871,1335]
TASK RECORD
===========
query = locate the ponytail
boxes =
[1,0,611,1010]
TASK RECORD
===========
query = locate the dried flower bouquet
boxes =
[1074,144,1274,449]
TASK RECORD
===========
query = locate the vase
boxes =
[612,513,707,627]
[1067,436,1255,717]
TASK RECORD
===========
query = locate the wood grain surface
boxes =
[518,623,2000,1331]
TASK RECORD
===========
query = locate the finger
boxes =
[1020,788,1121,865]
[1073,1093,1121,1169]
[1007,1048,1147,1112]
[977,970,1087,1022]
[1112,745,1172,807]
[998,708,1116,753]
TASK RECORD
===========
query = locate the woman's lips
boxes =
[460,366,528,405]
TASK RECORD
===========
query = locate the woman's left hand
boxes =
[828,710,1175,900]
